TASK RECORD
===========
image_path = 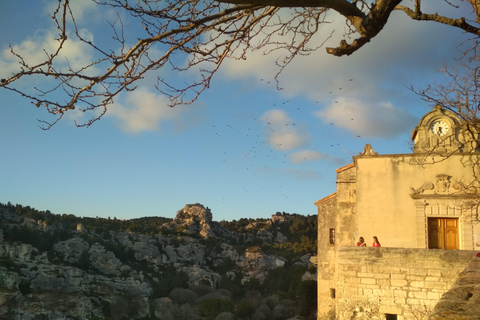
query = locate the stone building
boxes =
[316,106,480,320]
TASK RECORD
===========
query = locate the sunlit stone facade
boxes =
[316,106,480,319]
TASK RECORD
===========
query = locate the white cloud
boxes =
[260,109,310,150]
[1,0,120,81]
[108,87,193,133]
[314,98,417,138]
[1,28,97,78]
[44,0,99,23]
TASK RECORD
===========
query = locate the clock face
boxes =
[431,120,449,136]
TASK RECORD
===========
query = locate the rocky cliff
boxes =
[0,203,317,320]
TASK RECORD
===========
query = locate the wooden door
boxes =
[428,218,459,249]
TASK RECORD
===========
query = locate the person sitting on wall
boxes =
[373,236,381,247]
[356,237,367,247]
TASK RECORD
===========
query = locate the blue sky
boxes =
[0,0,473,221]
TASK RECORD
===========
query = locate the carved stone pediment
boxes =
[358,144,378,156]
[410,174,478,197]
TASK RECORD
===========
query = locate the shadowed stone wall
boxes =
[334,246,476,320]
[429,256,480,320]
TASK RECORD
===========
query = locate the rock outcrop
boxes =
[170,203,235,239]
[242,246,286,282]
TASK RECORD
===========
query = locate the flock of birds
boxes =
[207,77,359,202]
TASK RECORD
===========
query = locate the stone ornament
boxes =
[358,144,378,156]
[410,182,434,195]
[411,174,478,196]
[435,174,451,194]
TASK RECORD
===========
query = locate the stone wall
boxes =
[316,163,357,319]
[334,246,476,320]
[315,193,337,319]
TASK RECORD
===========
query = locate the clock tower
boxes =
[411,105,478,153]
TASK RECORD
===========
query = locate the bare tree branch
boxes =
[395,5,480,36]
[411,51,480,154]
[1,0,480,128]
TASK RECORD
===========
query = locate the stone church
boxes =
[315,106,480,319]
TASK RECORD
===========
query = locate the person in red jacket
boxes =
[356,237,367,247]
[373,236,381,247]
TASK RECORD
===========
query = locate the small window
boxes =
[329,228,335,245]
[385,314,398,320]
[330,288,336,299]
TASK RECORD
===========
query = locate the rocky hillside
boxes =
[0,202,317,320]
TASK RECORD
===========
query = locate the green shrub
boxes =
[199,298,234,319]
[235,298,255,319]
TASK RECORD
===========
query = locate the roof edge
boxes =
[335,162,355,173]
[315,192,337,206]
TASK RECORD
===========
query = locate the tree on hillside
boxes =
[1,0,479,128]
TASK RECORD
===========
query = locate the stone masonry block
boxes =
[344,277,360,284]
[394,290,407,298]
[357,272,374,278]
[360,278,376,285]
[379,305,403,315]
[413,291,427,299]
[400,267,410,274]
[381,289,393,298]
[365,284,380,290]
[409,268,428,276]
[361,265,373,273]
[424,276,440,282]
[391,279,408,287]
[376,279,390,286]
[379,297,396,305]
[427,291,441,300]
[341,270,357,277]
[406,275,425,282]
[373,289,386,296]
[441,270,461,278]
[343,264,361,272]
[424,281,447,290]
[363,288,373,296]
[410,281,425,288]
[343,287,358,296]
[382,267,401,274]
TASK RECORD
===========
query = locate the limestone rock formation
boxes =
[170,203,234,239]
[0,240,152,319]
[242,246,286,282]
[88,243,123,276]
[0,203,317,319]
[54,237,90,263]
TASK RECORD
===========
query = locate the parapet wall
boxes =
[335,246,476,320]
